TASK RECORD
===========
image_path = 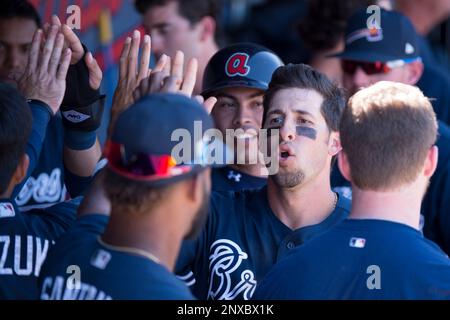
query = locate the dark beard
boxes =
[272,169,305,188]
[184,187,210,240]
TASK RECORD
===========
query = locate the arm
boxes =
[13,27,72,198]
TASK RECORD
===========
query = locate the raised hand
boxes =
[133,50,217,113]
[18,26,72,114]
[45,15,102,90]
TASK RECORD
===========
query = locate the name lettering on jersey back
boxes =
[0,235,52,277]
[41,276,112,300]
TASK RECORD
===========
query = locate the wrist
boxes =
[64,128,97,151]
[26,99,55,116]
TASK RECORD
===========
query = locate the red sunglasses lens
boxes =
[342,60,388,75]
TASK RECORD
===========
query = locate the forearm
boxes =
[64,137,101,177]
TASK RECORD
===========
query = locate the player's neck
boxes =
[349,186,423,230]
[101,210,183,271]
[229,163,267,178]
[267,172,336,230]
[0,181,16,199]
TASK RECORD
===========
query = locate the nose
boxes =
[279,119,296,142]
[5,48,22,70]
[149,31,164,58]
[352,67,371,89]
[233,104,254,127]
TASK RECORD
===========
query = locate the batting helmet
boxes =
[202,43,284,97]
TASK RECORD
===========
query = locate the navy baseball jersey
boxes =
[0,198,78,299]
[176,186,351,300]
[14,112,92,211]
[331,121,450,256]
[253,219,450,300]
[212,166,267,191]
[421,121,450,255]
[14,115,68,210]
[39,214,195,300]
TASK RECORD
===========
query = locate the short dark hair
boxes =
[135,0,221,40]
[264,63,346,133]
[103,168,171,214]
[0,0,42,28]
[0,83,32,194]
[298,0,375,53]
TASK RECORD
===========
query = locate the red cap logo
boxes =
[225,53,250,77]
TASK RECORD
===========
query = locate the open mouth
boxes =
[280,151,290,159]
[279,144,295,161]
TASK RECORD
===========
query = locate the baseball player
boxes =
[0,1,105,210]
[329,8,450,256]
[203,43,284,191]
[134,0,220,95]
[0,27,79,299]
[176,63,351,300]
[38,94,216,300]
[254,81,450,300]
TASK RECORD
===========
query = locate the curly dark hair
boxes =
[298,0,376,52]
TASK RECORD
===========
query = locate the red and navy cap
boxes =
[105,93,225,186]
[332,9,421,63]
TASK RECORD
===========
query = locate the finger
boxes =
[137,34,151,81]
[139,76,150,97]
[150,54,168,76]
[171,50,184,87]
[48,33,65,76]
[43,23,50,37]
[148,71,166,93]
[40,25,59,72]
[162,56,171,78]
[133,87,141,103]
[119,37,132,79]
[61,24,84,62]
[51,14,61,27]
[27,29,42,72]
[51,15,62,27]
[203,97,217,114]
[85,52,103,90]
[194,95,204,105]
[57,48,72,80]
[180,58,198,96]
[128,30,141,81]
[161,75,178,93]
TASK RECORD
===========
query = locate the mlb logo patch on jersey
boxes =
[91,249,112,270]
[0,202,15,218]
[349,237,366,248]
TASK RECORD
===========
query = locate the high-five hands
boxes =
[18,26,72,114]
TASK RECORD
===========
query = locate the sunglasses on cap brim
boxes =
[342,58,421,76]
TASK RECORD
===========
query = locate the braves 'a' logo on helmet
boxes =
[225,53,250,77]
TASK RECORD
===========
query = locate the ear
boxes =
[12,154,29,186]
[337,151,352,183]
[328,131,342,157]
[423,145,438,178]
[198,16,216,42]
[405,60,424,85]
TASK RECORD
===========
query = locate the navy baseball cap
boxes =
[332,8,421,63]
[105,93,230,186]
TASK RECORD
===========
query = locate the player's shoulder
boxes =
[0,200,68,239]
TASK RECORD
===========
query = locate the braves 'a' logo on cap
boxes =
[225,53,250,77]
